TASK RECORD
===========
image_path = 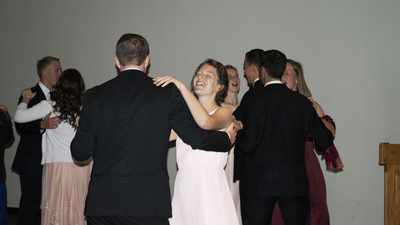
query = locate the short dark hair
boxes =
[190,59,229,106]
[245,49,264,73]
[260,50,287,79]
[36,56,60,78]
[116,33,149,67]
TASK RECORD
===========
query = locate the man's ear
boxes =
[40,68,48,81]
[115,56,121,70]
[144,55,150,68]
[251,64,258,73]
[41,69,46,77]
[260,67,267,84]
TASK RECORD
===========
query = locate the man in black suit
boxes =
[237,50,334,225]
[70,33,236,225]
[12,56,61,225]
[232,49,265,224]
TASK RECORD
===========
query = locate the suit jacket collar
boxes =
[252,78,260,87]
[121,67,142,72]
[264,82,288,91]
[118,68,148,78]
[116,70,149,80]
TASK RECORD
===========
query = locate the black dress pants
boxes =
[17,173,42,225]
[87,215,169,225]
[244,195,310,225]
[239,179,250,225]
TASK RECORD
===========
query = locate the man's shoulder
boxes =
[21,83,45,105]
[269,86,314,112]
[84,72,175,99]
[85,75,121,94]
[233,87,260,118]
[281,86,310,102]
[30,83,43,93]
[30,83,40,88]
[266,84,308,100]
[254,80,264,89]
[85,84,100,96]
[240,85,264,104]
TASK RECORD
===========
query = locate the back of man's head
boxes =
[116,33,149,67]
[245,49,264,73]
[260,50,286,79]
[37,56,60,78]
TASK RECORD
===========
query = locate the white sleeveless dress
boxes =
[221,102,242,224]
[169,110,240,225]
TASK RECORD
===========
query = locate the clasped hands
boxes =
[224,116,243,145]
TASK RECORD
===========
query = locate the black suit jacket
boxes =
[237,83,333,197]
[12,83,45,176]
[71,69,232,217]
[233,80,264,182]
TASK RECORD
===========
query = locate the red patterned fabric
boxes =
[321,115,343,170]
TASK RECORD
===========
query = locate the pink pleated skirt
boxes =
[41,162,92,225]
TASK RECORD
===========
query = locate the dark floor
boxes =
[7,208,41,225]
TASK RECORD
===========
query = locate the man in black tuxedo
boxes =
[237,50,334,225]
[12,56,61,224]
[232,49,265,224]
[70,33,236,225]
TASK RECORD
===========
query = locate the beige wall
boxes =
[1,1,399,224]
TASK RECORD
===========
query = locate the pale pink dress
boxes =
[42,162,92,225]
[221,102,242,224]
[15,100,92,225]
[169,110,239,225]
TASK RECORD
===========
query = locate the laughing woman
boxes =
[154,59,240,225]
[221,65,240,111]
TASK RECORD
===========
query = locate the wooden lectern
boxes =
[379,142,400,225]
